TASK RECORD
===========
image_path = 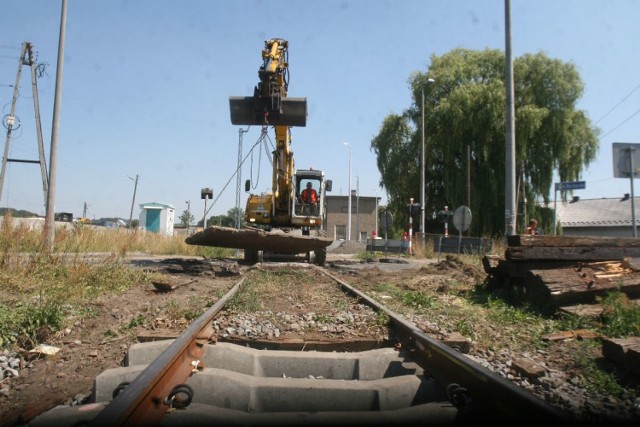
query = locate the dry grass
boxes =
[0,213,229,348]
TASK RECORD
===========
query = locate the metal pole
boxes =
[421,88,425,241]
[629,148,637,237]
[420,79,435,241]
[375,195,379,236]
[185,200,191,234]
[356,176,359,241]
[236,127,248,229]
[203,198,208,229]
[444,206,449,238]
[467,144,471,236]
[504,0,517,236]
[0,43,27,206]
[553,183,558,235]
[408,198,413,254]
[45,0,67,250]
[128,174,138,227]
[344,142,351,241]
[27,43,49,208]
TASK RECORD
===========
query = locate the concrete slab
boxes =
[35,343,457,427]
[31,401,460,427]
[125,341,422,380]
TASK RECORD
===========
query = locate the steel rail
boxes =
[90,278,246,427]
[90,265,570,425]
[315,266,571,422]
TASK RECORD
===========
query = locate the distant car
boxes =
[54,212,73,222]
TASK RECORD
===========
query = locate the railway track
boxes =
[29,264,569,426]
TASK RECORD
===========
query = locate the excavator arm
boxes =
[229,38,307,226]
[229,39,307,127]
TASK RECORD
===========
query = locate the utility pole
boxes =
[343,142,352,241]
[128,174,138,227]
[185,200,191,234]
[0,42,49,209]
[504,0,517,236]
[236,127,249,229]
[44,0,67,250]
[356,176,360,241]
[420,79,434,241]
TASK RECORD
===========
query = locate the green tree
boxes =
[371,48,599,236]
[203,207,244,228]
[179,209,194,228]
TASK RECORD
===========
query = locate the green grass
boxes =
[573,340,628,397]
[598,292,640,337]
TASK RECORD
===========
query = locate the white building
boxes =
[138,202,175,235]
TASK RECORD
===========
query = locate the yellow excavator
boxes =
[186,39,333,265]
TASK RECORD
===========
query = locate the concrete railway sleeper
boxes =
[30,267,569,426]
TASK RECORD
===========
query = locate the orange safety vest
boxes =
[301,188,318,204]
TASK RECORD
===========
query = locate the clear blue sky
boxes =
[1,1,639,222]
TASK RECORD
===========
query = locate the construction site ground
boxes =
[0,241,639,425]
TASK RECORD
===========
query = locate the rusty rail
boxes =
[90,278,245,427]
[317,266,570,422]
[90,266,568,425]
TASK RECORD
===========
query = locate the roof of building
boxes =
[555,195,640,227]
[139,202,175,210]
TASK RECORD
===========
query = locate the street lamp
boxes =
[421,78,435,241]
[343,142,352,241]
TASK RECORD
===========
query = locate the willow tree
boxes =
[371,48,599,236]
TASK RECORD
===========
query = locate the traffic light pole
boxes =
[408,198,413,255]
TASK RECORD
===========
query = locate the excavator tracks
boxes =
[29,265,568,426]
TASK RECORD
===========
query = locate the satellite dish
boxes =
[453,206,472,232]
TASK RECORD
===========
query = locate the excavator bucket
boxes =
[229,96,307,127]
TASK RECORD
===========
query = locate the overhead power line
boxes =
[601,108,640,138]
[594,82,640,125]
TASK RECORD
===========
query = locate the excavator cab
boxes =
[291,169,330,233]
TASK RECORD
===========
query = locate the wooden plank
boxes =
[527,268,640,306]
[602,337,640,365]
[627,346,640,375]
[541,329,599,341]
[507,235,640,248]
[506,260,576,278]
[557,304,604,318]
[621,257,640,271]
[506,246,640,261]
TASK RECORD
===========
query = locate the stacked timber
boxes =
[483,235,640,308]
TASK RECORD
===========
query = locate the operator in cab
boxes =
[300,182,318,214]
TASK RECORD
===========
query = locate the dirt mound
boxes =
[328,240,366,254]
